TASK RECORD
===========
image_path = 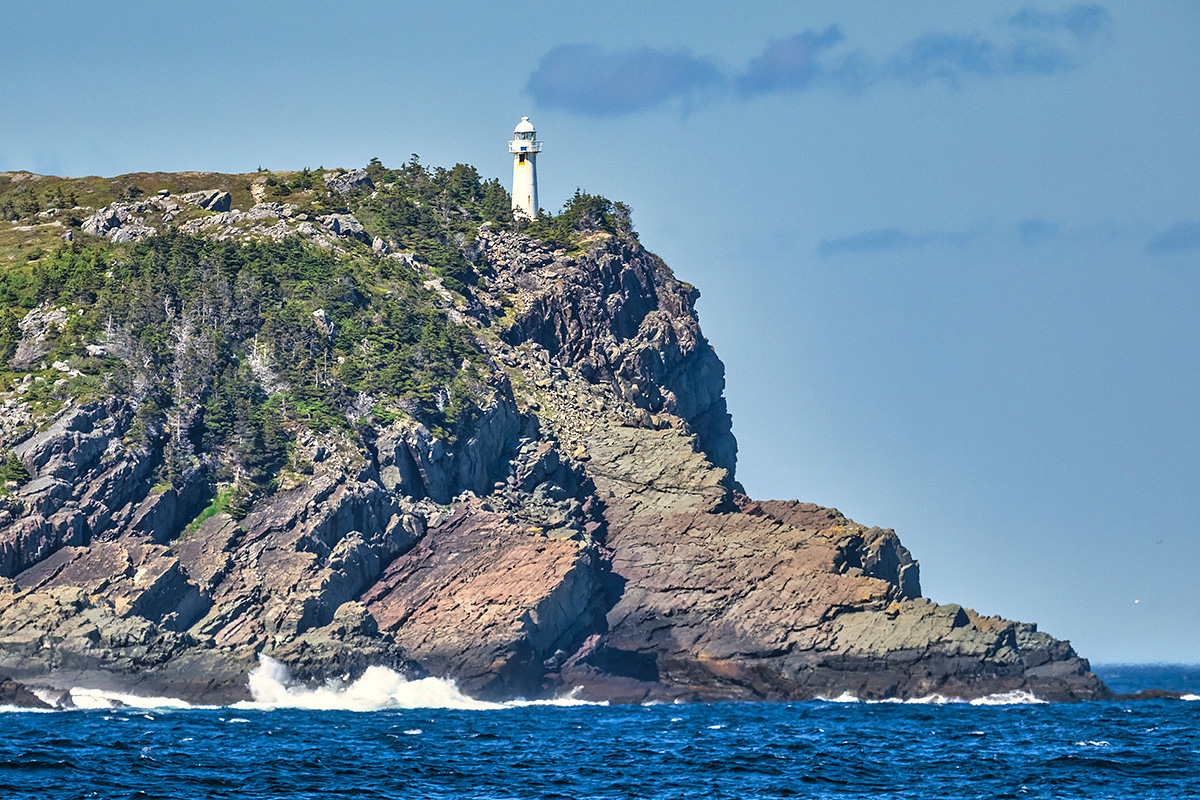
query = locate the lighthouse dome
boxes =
[514,116,536,134]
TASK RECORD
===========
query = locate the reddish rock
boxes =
[364,506,605,699]
[0,215,1111,704]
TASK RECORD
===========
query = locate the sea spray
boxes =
[816,689,1047,705]
[236,655,604,711]
[238,655,500,711]
[67,688,197,710]
[968,689,1046,706]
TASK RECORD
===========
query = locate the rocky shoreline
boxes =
[0,172,1112,705]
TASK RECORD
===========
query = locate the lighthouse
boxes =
[509,116,542,218]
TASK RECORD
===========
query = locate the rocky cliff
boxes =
[0,166,1109,704]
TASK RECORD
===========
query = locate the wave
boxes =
[236,656,501,711]
[968,690,1047,706]
[0,705,56,713]
[2,657,603,712]
[816,689,1046,706]
[64,688,199,710]
[233,656,605,711]
[0,688,201,712]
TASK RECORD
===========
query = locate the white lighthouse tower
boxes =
[509,116,542,218]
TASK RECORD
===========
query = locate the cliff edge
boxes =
[0,165,1108,703]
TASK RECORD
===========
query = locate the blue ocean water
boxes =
[2,665,1198,800]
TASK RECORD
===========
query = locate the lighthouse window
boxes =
[519,154,525,163]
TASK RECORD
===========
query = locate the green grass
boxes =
[180,485,235,540]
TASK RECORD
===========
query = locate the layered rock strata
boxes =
[0,209,1109,704]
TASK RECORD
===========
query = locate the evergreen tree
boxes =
[0,453,30,486]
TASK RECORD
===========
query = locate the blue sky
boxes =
[3,1,1198,663]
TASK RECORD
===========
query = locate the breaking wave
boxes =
[237,656,499,711]
[0,705,55,713]
[817,689,1047,706]
[235,656,604,711]
[0,687,204,711]
[65,688,199,710]
[968,690,1048,706]
[2,658,602,712]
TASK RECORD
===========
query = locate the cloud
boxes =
[525,44,723,117]
[817,226,978,257]
[528,5,1113,115]
[1147,220,1200,254]
[896,32,1084,83]
[889,5,1113,85]
[1017,217,1062,245]
[736,26,867,97]
[1008,4,1114,41]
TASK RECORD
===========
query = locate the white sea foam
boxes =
[3,686,203,711]
[1181,693,1200,701]
[968,690,1046,706]
[899,694,956,705]
[0,704,55,713]
[236,656,501,711]
[816,689,1046,706]
[234,656,604,711]
[821,692,862,703]
[508,686,603,707]
[11,658,603,712]
[67,688,197,710]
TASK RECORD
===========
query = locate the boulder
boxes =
[204,191,232,213]
[320,213,369,243]
[323,169,374,195]
[179,189,232,212]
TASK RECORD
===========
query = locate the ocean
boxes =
[2,663,1197,799]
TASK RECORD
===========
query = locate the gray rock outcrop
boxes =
[179,190,232,212]
[0,173,1111,705]
[320,213,369,243]
[323,169,374,195]
[80,202,157,242]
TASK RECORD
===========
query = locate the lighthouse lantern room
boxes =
[509,116,542,218]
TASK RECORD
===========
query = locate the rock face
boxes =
[0,198,1110,704]
[494,233,737,479]
[0,675,50,708]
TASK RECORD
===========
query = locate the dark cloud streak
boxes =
[888,31,1078,85]
[735,26,867,97]
[1017,218,1062,245]
[1147,221,1200,254]
[526,5,1113,116]
[526,44,722,117]
[889,4,1113,86]
[1008,4,1114,40]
